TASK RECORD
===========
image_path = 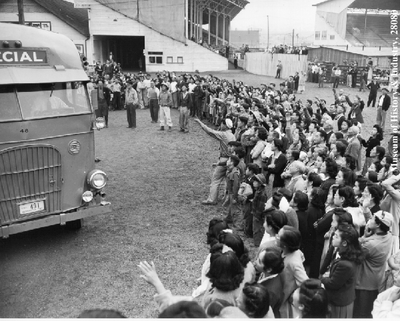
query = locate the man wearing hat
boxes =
[367,77,380,107]
[158,83,173,131]
[124,80,139,129]
[194,118,235,205]
[376,87,391,130]
[354,210,394,318]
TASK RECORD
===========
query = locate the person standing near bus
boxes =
[125,80,138,129]
[158,83,173,131]
[147,81,160,123]
[97,80,112,128]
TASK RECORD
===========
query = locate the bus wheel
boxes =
[66,219,83,230]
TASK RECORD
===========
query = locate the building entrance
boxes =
[93,35,145,72]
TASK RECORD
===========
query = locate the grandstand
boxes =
[314,0,400,47]
[0,0,249,72]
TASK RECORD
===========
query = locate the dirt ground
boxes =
[0,70,394,318]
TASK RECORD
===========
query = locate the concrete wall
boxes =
[243,52,308,78]
[0,0,87,52]
[87,0,228,72]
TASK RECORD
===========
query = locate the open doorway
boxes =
[93,35,145,72]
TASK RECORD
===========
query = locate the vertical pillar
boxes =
[222,14,226,45]
[199,5,203,42]
[208,10,211,45]
[190,0,194,39]
[185,0,189,39]
[194,2,198,41]
[215,13,219,45]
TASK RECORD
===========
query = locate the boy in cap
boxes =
[223,155,241,225]
[252,173,268,247]
[158,83,173,131]
[239,163,260,236]
[353,210,394,318]
[124,80,139,129]
[194,118,235,205]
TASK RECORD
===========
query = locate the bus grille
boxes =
[0,145,62,224]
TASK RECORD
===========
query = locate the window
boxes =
[148,52,163,64]
[0,85,21,121]
[17,82,91,119]
[330,35,335,40]
[177,56,183,64]
[315,31,320,40]
[322,31,327,40]
[167,56,173,64]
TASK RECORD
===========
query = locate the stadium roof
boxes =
[308,45,395,57]
[349,0,400,10]
[314,0,400,10]
[198,0,249,19]
[33,0,89,36]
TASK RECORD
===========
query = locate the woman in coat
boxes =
[265,138,287,199]
[321,224,364,318]
[277,225,309,318]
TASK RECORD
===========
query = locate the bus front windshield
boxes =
[13,82,91,120]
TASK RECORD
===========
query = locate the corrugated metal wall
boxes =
[307,47,392,68]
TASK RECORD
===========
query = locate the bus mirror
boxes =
[95,117,105,130]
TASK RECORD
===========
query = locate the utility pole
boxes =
[18,0,25,25]
[137,0,139,21]
[292,29,294,47]
[267,15,269,50]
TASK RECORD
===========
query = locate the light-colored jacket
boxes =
[372,286,400,318]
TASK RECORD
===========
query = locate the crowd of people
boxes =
[269,45,309,55]
[128,71,399,318]
[82,60,400,318]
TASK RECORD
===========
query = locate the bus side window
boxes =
[0,85,22,121]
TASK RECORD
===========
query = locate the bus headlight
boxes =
[87,170,107,189]
[82,190,93,202]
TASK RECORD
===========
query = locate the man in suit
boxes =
[376,87,391,130]
[367,78,380,107]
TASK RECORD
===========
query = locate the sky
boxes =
[231,0,320,38]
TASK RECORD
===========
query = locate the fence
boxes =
[243,52,309,78]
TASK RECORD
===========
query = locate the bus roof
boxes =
[0,23,88,84]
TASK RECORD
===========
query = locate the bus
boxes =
[0,23,111,238]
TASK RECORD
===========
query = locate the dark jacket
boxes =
[296,209,309,255]
[367,82,380,95]
[361,136,381,158]
[304,203,324,276]
[321,258,358,307]
[348,101,364,123]
[177,91,192,108]
[265,153,287,188]
[259,274,284,318]
[378,94,391,111]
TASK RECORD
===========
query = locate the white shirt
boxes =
[378,95,385,107]
[188,83,196,93]
[170,81,177,93]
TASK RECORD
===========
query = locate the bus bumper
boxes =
[0,204,112,238]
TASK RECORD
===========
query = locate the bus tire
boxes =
[66,219,83,230]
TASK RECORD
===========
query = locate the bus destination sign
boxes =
[0,49,47,65]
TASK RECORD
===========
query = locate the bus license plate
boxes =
[19,201,45,215]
